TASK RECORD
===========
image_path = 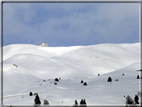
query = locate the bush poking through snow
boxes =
[115,79,119,81]
[134,95,139,104]
[43,80,46,82]
[107,77,112,82]
[81,80,83,83]
[122,73,125,76]
[43,99,49,105]
[34,95,41,105]
[54,82,57,85]
[29,92,33,96]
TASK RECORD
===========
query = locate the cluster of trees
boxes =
[29,92,49,106]
[32,93,49,106]
[81,80,87,86]
[29,71,140,106]
[54,78,60,85]
[73,99,87,107]
[125,94,139,106]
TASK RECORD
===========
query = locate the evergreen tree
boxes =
[83,99,86,104]
[137,75,139,79]
[55,78,59,82]
[34,95,41,105]
[134,95,139,104]
[107,76,112,82]
[126,95,134,104]
[43,99,49,105]
[81,80,83,83]
[80,99,84,104]
[83,82,87,86]
[73,100,78,107]
[29,92,33,96]
[29,92,32,96]
[80,99,87,107]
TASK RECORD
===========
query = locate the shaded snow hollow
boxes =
[2,43,141,106]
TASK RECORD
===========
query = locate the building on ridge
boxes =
[41,42,48,47]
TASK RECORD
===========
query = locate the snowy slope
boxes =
[2,43,141,106]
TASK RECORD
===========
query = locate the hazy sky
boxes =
[3,2,139,47]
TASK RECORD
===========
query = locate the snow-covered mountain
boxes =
[2,43,141,106]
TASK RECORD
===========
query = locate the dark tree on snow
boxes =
[83,82,87,86]
[54,82,57,85]
[137,75,139,79]
[55,78,59,82]
[29,92,33,96]
[83,99,86,104]
[34,95,41,105]
[134,95,139,104]
[75,100,78,104]
[43,99,49,105]
[73,100,78,107]
[126,95,134,104]
[80,99,87,107]
[107,76,112,82]
[81,80,83,83]
[80,99,84,104]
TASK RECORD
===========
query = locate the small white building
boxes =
[41,42,48,47]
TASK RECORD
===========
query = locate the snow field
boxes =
[2,43,140,106]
